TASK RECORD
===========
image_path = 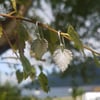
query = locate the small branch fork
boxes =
[0,13,100,55]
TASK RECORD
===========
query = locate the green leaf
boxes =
[38,72,49,92]
[30,67,36,80]
[43,30,58,54]
[17,23,29,44]
[11,0,17,11]
[0,24,3,38]
[49,31,58,44]
[20,54,32,74]
[67,25,84,53]
[16,23,29,52]
[16,70,23,83]
[93,53,100,67]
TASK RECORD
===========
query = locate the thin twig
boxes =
[0,13,100,55]
[0,13,70,39]
[83,45,100,55]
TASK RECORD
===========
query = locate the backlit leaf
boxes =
[53,48,73,72]
[31,38,48,59]
[38,72,49,92]
[68,25,84,54]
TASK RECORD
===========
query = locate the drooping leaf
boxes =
[16,23,34,80]
[11,0,17,11]
[20,55,36,80]
[18,23,29,43]
[38,72,49,92]
[16,70,23,83]
[67,25,84,54]
[93,53,100,67]
[0,24,3,38]
[53,48,73,72]
[31,38,48,59]
[20,54,32,74]
[15,23,29,52]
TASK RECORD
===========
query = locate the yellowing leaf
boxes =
[0,24,3,38]
[11,0,17,11]
[68,25,84,54]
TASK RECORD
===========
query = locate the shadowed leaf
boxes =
[20,54,32,74]
[38,72,49,92]
[16,70,23,83]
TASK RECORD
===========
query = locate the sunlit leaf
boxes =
[38,72,49,92]
[31,38,48,59]
[68,25,84,54]
[0,24,3,38]
[16,70,23,83]
[53,48,73,72]
[11,0,17,11]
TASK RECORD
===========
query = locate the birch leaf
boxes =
[68,25,84,54]
[53,48,73,72]
[38,72,49,92]
[31,38,48,59]
[16,70,23,83]
[15,23,29,51]
[20,54,32,74]
[11,0,17,11]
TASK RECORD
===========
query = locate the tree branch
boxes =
[0,13,100,55]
